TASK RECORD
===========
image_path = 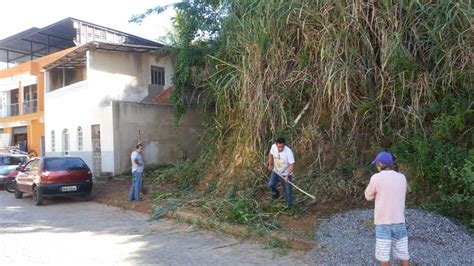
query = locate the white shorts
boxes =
[375,223,410,262]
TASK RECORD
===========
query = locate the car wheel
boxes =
[33,186,43,206]
[14,188,23,199]
[5,180,16,193]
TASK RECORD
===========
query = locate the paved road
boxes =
[0,191,307,265]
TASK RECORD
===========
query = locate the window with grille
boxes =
[151,66,165,86]
[77,127,83,151]
[51,131,56,152]
[62,129,69,156]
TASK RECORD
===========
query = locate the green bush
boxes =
[393,94,473,226]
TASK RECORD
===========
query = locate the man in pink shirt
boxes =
[365,151,410,266]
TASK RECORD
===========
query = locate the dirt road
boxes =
[0,191,307,265]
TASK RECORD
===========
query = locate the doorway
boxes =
[12,126,27,152]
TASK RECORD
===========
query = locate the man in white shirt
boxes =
[267,137,295,208]
[129,144,144,201]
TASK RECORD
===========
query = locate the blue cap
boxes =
[371,151,394,165]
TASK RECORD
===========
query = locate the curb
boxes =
[164,209,315,251]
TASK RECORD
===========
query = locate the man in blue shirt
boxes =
[129,144,144,201]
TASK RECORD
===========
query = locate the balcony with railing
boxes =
[0,81,39,119]
[0,99,38,118]
[0,103,19,118]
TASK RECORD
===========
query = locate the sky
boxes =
[0,0,177,43]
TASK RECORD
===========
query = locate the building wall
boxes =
[87,50,174,103]
[112,101,202,175]
[44,80,115,172]
[45,50,174,175]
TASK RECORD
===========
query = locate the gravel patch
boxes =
[310,209,474,265]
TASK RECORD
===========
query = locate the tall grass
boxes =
[199,0,473,212]
[137,0,473,226]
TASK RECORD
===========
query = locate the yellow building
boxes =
[0,48,75,155]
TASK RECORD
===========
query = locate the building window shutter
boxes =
[77,127,83,151]
[51,131,55,152]
[62,129,69,156]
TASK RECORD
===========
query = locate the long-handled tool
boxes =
[288,179,315,200]
[273,171,316,200]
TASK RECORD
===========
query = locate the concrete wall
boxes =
[112,101,202,175]
[87,50,173,103]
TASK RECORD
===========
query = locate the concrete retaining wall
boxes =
[112,101,202,175]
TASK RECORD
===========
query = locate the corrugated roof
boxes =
[42,42,169,70]
[0,17,163,65]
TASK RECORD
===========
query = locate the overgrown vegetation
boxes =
[144,162,297,236]
[134,1,473,229]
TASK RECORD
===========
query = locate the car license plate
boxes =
[61,186,77,192]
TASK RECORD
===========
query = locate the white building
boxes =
[0,18,175,157]
[44,42,201,175]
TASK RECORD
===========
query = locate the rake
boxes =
[271,171,317,202]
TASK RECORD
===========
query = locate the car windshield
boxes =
[0,156,28,166]
[44,158,89,171]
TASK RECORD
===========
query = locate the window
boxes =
[77,126,83,151]
[62,129,69,156]
[151,66,165,86]
[22,84,38,114]
[51,131,56,152]
[44,157,89,171]
[0,155,28,166]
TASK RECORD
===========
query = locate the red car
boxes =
[15,157,93,206]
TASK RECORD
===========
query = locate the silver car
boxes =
[0,154,29,189]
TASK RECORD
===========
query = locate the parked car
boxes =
[0,154,29,190]
[15,157,93,206]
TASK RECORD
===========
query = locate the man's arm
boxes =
[365,178,376,201]
[283,149,296,182]
[282,163,294,182]
[287,163,294,175]
[267,153,274,171]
